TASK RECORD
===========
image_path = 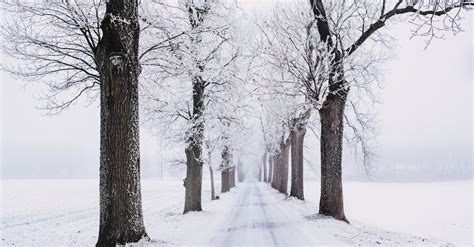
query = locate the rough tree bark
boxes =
[183,77,205,214]
[289,109,310,200]
[96,0,148,245]
[316,42,349,222]
[183,0,212,214]
[290,127,306,200]
[318,90,348,222]
[310,0,349,222]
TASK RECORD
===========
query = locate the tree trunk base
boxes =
[289,128,306,200]
[318,90,349,225]
[96,231,149,247]
[319,210,349,224]
[183,145,203,214]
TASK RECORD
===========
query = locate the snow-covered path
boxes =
[210,182,341,246]
[2,179,469,246]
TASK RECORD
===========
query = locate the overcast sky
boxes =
[0,3,472,179]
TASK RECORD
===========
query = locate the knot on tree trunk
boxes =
[109,52,127,67]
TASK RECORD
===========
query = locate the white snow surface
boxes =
[1,179,472,246]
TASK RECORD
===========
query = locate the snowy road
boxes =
[210,182,331,246]
[2,179,467,246]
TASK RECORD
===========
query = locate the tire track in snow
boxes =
[264,184,315,246]
[217,181,326,246]
[254,182,279,245]
[1,188,173,230]
[1,207,97,230]
[219,182,278,246]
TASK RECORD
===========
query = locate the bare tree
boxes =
[217,115,248,191]
[307,0,473,222]
[203,79,249,196]
[254,2,327,199]
[258,96,293,195]
[180,0,211,213]
[0,0,170,244]
[141,0,242,213]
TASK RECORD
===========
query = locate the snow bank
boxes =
[304,180,473,245]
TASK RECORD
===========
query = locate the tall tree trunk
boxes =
[310,0,349,223]
[279,138,290,195]
[96,0,148,245]
[258,164,262,182]
[182,0,211,215]
[318,92,349,222]
[221,169,230,193]
[183,78,205,214]
[262,150,268,182]
[184,143,203,212]
[290,127,306,200]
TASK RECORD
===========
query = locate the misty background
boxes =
[1,10,472,181]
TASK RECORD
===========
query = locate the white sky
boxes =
[0,3,472,179]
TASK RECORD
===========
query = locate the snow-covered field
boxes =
[305,181,473,246]
[1,179,472,246]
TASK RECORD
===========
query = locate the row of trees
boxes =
[1,0,471,245]
[138,0,248,212]
[254,0,472,223]
[0,0,244,245]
